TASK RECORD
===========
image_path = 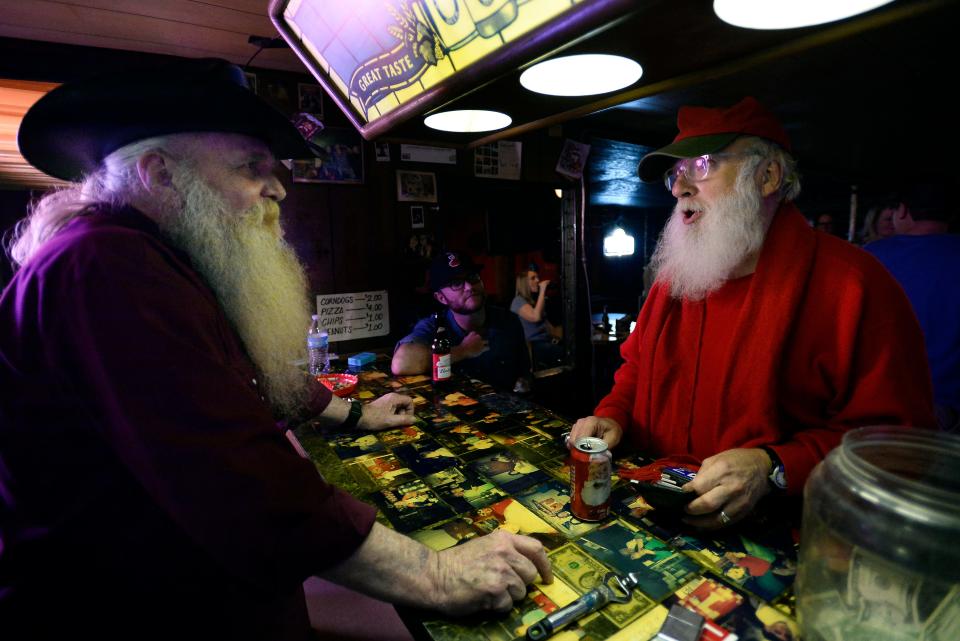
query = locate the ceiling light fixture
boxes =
[424,110,512,133]
[713,0,896,30]
[520,54,642,97]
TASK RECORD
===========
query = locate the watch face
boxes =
[770,465,787,490]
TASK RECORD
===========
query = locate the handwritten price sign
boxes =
[315,290,389,341]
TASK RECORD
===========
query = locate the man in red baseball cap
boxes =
[570,97,935,527]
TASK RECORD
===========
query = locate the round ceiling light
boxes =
[714,0,896,30]
[423,110,512,133]
[519,54,643,97]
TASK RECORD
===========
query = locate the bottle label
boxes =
[307,336,324,348]
[432,353,451,381]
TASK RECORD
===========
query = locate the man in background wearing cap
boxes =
[392,251,531,392]
[0,59,550,639]
[865,184,959,431]
[569,97,934,528]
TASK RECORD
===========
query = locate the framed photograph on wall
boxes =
[396,170,437,203]
[291,126,363,184]
[556,139,591,179]
[262,79,295,114]
[410,206,425,229]
[375,142,391,162]
[297,83,325,117]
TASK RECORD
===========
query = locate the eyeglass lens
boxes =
[448,274,480,290]
[664,155,710,190]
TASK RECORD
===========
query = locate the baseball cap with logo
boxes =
[429,251,483,292]
[637,97,791,183]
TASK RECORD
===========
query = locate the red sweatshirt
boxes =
[595,204,935,494]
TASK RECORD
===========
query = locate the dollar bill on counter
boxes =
[549,543,656,628]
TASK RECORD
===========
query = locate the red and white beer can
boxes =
[570,437,612,521]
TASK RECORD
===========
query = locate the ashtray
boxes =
[316,373,358,397]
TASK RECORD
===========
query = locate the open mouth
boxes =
[682,207,704,225]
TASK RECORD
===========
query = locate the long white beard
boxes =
[650,168,768,301]
[158,171,311,417]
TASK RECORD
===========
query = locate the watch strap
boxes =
[341,399,363,429]
[759,446,787,490]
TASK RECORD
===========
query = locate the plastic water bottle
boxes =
[307,315,329,375]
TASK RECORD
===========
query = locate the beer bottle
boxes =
[431,312,452,385]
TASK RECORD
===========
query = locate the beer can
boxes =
[570,437,612,521]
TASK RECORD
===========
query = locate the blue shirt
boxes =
[396,305,530,391]
[510,295,549,342]
[866,234,960,410]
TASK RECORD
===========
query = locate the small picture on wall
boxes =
[556,139,591,179]
[375,142,391,162]
[292,113,323,141]
[410,206,425,229]
[291,126,363,184]
[297,83,325,117]
[263,79,295,114]
[397,170,437,203]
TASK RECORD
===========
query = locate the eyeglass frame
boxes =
[663,151,761,191]
[444,273,482,292]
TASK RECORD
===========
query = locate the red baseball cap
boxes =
[637,97,791,183]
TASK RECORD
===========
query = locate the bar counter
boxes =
[295,361,801,641]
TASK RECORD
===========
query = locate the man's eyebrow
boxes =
[235,150,278,167]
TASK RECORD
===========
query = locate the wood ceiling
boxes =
[0,0,956,193]
[0,0,304,72]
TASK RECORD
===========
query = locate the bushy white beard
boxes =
[158,170,311,417]
[650,167,768,301]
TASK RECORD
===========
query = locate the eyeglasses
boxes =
[446,273,481,291]
[663,152,758,191]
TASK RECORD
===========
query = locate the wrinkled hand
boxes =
[568,416,622,449]
[682,448,771,529]
[433,530,552,616]
[358,393,415,431]
[457,331,490,359]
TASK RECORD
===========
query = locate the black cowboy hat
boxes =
[18,57,314,181]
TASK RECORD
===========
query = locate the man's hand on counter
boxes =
[358,393,416,431]
[568,416,623,449]
[433,529,553,616]
[321,524,552,618]
[681,447,772,529]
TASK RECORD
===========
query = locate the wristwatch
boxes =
[341,399,363,429]
[760,446,787,491]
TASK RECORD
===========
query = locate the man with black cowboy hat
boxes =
[569,97,935,528]
[0,59,550,639]
[392,250,531,392]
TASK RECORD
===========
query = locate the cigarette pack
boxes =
[347,351,376,367]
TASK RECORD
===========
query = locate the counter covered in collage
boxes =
[295,362,800,641]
